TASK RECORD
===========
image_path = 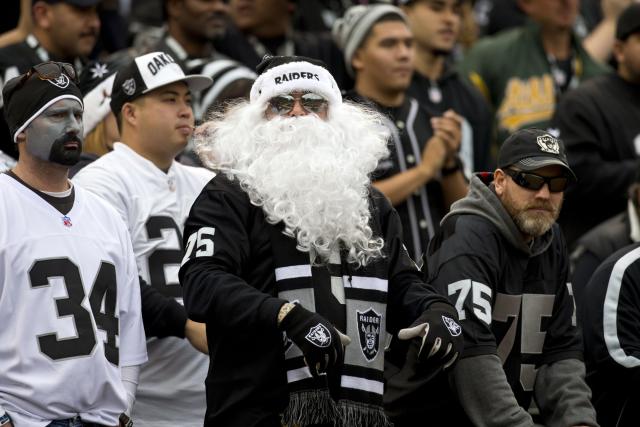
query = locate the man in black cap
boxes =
[0,0,101,160]
[0,61,147,427]
[552,2,640,248]
[179,54,464,427]
[385,128,598,427]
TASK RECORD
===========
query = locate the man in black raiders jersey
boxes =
[179,55,463,427]
[0,0,101,160]
[333,4,468,264]
[385,128,598,426]
[399,0,493,173]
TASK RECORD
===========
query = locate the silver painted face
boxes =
[23,98,84,166]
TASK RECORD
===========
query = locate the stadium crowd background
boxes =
[1,0,640,426]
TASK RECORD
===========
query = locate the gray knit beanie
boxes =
[332,4,408,77]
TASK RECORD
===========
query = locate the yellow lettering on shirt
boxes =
[497,75,555,132]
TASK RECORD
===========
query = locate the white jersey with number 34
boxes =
[0,174,147,427]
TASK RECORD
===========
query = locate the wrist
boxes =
[417,162,435,182]
[427,301,459,319]
[277,302,296,327]
[441,156,462,176]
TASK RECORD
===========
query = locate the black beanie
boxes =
[3,65,83,143]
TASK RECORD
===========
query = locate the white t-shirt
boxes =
[74,143,215,427]
[0,175,147,427]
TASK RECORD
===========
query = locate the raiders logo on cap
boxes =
[536,134,560,155]
[357,307,381,362]
[122,78,136,96]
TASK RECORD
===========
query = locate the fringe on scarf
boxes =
[281,389,341,427]
[337,399,394,427]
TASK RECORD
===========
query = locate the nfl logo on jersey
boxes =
[62,215,72,227]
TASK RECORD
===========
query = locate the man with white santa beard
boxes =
[179,55,464,427]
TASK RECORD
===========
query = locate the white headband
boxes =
[249,61,342,107]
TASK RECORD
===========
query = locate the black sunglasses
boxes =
[268,92,328,116]
[505,168,569,193]
[5,62,77,99]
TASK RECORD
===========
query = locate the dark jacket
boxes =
[393,173,595,427]
[570,210,634,309]
[552,73,640,247]
[179,174,450,426]
[581,242,640,427]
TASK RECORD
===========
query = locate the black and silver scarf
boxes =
[269,226,393,427]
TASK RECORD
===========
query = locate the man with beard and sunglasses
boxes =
[386,128,597,426]
[179,55,464,427]
[0,62,147,427]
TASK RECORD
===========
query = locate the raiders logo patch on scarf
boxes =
[357,308,382,362]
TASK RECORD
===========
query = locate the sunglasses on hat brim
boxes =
[505,168,570,193]
[5,62,77,99]
[267,92,328,116]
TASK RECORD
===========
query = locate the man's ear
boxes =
[32,1,53,30]
[494,168,507,196]
[15,131,26,144]
[352,48,365,74]
[121,102,138,128]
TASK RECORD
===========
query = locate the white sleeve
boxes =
[121,364,140,415]
[117,224,148,367]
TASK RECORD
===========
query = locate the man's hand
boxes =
[279,304,350,377]
[419,110,463,178]
[432,109,463,163]
[185,319,208,354]
[398,302,463,370]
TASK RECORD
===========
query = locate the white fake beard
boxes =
[196,101,391,267]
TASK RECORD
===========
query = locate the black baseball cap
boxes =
[38,0,102,7]
[110,51,212,115]
[617,3,640,40]
[497,128,576,180]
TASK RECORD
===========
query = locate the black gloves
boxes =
[398,302,463,370]
[279,304,350,377]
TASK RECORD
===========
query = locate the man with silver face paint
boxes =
[0,62,147,427]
